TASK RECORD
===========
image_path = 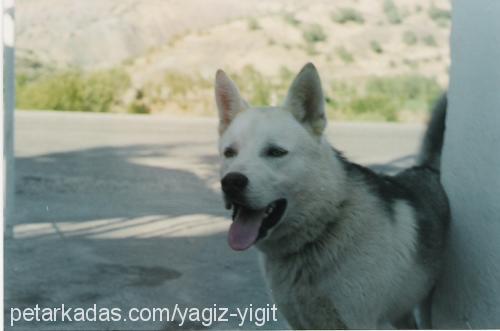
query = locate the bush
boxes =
[148,71,212,111]
[163,71,209,97]
[332,8,365,24]
[348,95,397,121]
[384,0,403,24]
[305,43,319,56]
[403,31,418,46]
[327,75,442,121]
[366,75,442,111]
[283,12,300,26]
[303,24,327,44]
[422,34,437,47]
[370,40,383,54]
[247,17,261,31]
[336,47,354,63]
[127,101,151,114]
[231,65,273,106]
[16,69,130,112]
[428,5,451,27]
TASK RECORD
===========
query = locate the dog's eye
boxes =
[266,146,288,158]
[223,147,237,158]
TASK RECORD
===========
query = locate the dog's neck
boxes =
[256,144,351,260]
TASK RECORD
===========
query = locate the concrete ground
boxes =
[5,111,424,330]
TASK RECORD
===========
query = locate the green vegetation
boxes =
[303,24,327,44]
[336,47,354,63]
[347,95,398,121]
[332,8,365,24]
[16,69,130,112]
[403,31,418,46]
[231,65,273,106]
[143,71,212,111]
[422,34,437,47]
[305,43,319,56]
[428,4,451,27]
[383,0,403,24]
[326,75,442,121]
[283,12,301,26]
[247,17,261,31]
[15,64,443,122]
[403,58,419,70]
[127,101,151,114]
[370,40,383,54]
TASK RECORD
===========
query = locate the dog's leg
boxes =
[416,288,435,329]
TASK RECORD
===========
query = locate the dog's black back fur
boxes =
[340,94,450,267]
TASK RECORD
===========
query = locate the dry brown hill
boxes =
[16,0,451,121]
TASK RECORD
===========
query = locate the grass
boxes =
[403,58,419,70]
[403,31,418,46]
[231,65,273,106]
[303,24,327,44]
[336,47,354,63]
[16,69,130,112]
[428,4,451,27]
[305,43,319,56]
[283,12,300,26]
[332,8,365,24]
[247,17,261,31]
[16,64,443,122]
[144,71,212,111]
[127,101,151,114]
[370,40,383,54]
[422,34,437,47]
[326,75,442,121]
[384,0,403,24]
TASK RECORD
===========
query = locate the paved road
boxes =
[6,111,424,330]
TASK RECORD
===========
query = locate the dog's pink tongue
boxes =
[228,208,265,251]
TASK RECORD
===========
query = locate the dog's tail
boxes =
[418,93,447,171]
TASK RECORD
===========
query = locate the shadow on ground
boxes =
[6,143,284,330]
[6,139,417,330]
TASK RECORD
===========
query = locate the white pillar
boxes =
[2,0,15,328]
[2,0,14,238]
[432,0,500,328]
[2,0,14,226]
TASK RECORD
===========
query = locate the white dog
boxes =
[215,63,449,329]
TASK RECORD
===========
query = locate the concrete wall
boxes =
[2,0,14,238]
[432,0,500,328]
[2,0,15,327]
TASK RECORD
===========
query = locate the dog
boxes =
[214,63,449,329]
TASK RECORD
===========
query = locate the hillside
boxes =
[16,0,282,68]
[16,0,451,121]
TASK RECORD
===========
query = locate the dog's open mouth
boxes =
[227,199,287,251]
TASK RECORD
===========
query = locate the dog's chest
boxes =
[263,257,347,329]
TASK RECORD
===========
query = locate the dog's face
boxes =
[215,63,327,251]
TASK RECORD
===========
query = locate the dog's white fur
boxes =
[215,63,448,329]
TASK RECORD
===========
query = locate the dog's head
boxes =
[215,63,330,251]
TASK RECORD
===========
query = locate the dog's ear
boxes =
[284,63,326,137]
[215,69,248,135]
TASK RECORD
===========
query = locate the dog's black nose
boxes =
[221,172,248,194]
